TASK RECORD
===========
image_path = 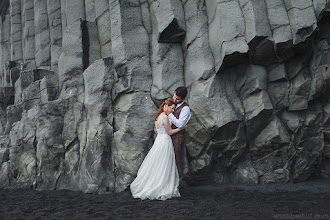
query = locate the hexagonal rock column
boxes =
[0,15,11,87]
[267,64,290,110]
[85,0,96,22]
[95,0,112,58]
[284,0,317,45]
[239,0,276,65]
[187,67,246,178]
[265,0,294,61]
[183,0,214,87]
[0,135,10,188]
[14,69,56,107]
[8,115,37,189]
[47,0,62,71]
[22,0,36,66]
[240,65,274,139]
[58,19,101,103]
[206,0,249,73]
[34,0,51,69]
[76,58,115,193]
[149,0,186,43]
[109,0,152,97]
[113,92,157,192]
[61,0,86,27]
[10,0,23,63]
[0,87,14,134]
[149,0,185,102]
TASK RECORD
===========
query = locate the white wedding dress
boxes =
[130,115,180,200]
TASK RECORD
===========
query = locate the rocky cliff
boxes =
[0,0,329,193]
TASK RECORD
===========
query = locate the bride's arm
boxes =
[163,115,186,136]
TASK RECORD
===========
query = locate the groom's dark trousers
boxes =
[171,102,188,180]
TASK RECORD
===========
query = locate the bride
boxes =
[130,100,187,200]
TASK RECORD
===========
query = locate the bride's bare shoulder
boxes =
[161,113,168,119]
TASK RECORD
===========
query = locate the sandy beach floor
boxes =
[0,179,329,219]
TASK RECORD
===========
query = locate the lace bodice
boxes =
[156,115,170,135]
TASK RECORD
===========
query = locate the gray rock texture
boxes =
[0,0,329,193]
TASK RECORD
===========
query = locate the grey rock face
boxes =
[109,0,152,97]
[34,0,51,69]
[0,16,11,87]
[183,0,214,87]
[10,0,23,62]
[113,92,157,191]
[62,0,86,27]
[265,0,293,61]
[0,0,329,193]
[149,0,186,43]
[206,0,249,73]
[149,0,185,102]
[95,0,112,58]
[0,87,14,133]
[47,0,62,71]
[22,0,35,64]
[284,0,317,45]
[81,58,114,193]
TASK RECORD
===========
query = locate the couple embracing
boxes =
[130,87,191,200]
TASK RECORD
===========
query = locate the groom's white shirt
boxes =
[168,101,191,128]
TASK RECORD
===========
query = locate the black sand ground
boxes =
[0,179,329,220]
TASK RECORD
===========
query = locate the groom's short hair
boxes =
[175,86,187,99]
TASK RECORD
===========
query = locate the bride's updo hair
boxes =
[155,100,175,121]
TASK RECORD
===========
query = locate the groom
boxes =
[168,86,191,184]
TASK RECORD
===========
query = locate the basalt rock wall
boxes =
[0,0,329,193]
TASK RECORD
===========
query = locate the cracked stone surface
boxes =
[0,0,329,192]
